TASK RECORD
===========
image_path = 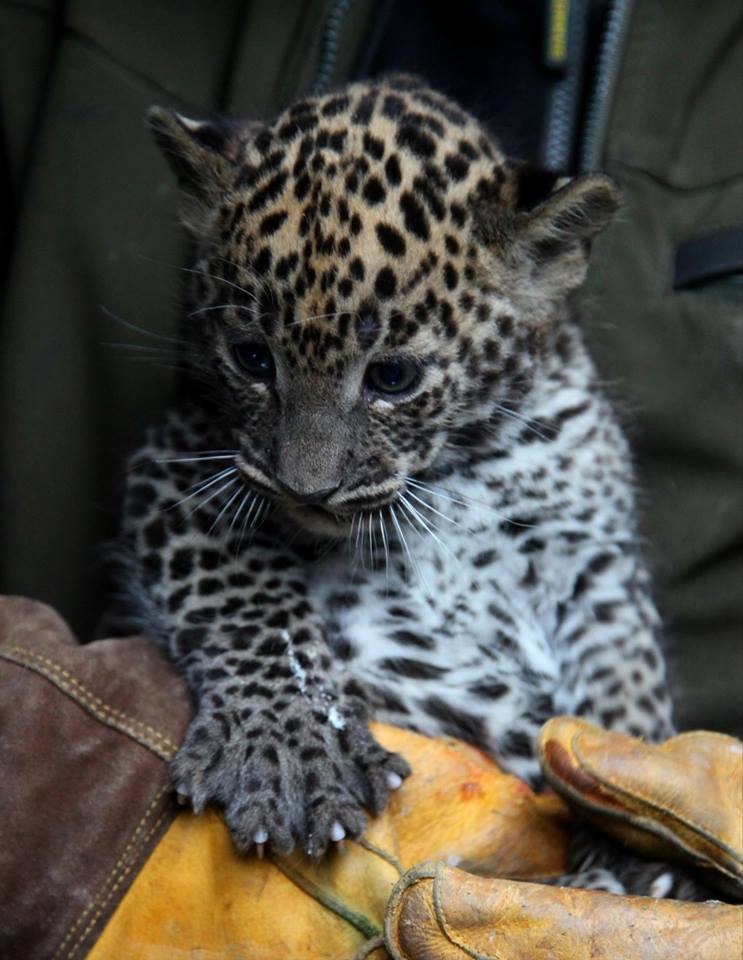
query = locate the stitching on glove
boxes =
[0,645,178,757]
[53,786,170,959]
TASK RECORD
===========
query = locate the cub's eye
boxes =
[366,358,421,396]
[230,341,275,380]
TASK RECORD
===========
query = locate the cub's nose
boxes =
[275,478,341,505]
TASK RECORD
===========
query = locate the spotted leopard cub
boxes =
[122,76,674,870]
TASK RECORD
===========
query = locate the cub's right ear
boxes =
[147,107,239,201]
[511,173,621,298]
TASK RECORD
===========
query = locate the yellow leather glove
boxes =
[90,725,569,960]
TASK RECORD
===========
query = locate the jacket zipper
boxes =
[542,0,589,172]
[579,0,635,172]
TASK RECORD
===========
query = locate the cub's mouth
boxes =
[285,503,348,538]
[285,494,399,539]
[234,455,403,537]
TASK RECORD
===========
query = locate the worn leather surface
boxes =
[0,597,190,960]
[538,716,743,898]
[3,593,741,960]
[0,596,191,960]
[385,863,743,960]
[87,725,569,959]
[0,595,568,960]
[370,728,570,880]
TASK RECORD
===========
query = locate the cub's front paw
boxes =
[170,709,299,853]
[170,702,410,857]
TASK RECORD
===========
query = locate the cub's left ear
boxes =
[148,108,244,230]
[514,174,621,296]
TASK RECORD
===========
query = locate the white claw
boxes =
[330,821,346,842]
[386,772,403,790]
[649,872,674,899]
[254,828,268,845]
[175,113,207,133]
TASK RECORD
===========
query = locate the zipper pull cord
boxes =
[312,0,356,96]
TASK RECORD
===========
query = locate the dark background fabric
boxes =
[1,0,741,734]
[574,0,743,735]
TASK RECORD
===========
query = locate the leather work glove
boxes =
[538,716,743,899]
[383,862,742,960]
[2,596,741,960]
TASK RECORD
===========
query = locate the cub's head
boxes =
[150,76,617,535]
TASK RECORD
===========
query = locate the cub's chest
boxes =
[310,529,563,687]
[310,539,561,782]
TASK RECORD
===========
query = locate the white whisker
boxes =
[492,402,551,441]
[207,484,244,536]
[389,503,431,597]
[102,342,178,355]
[251,497,271,532]
[354,510,365,569]
[405,476,531,526]
[180,265,262,305]
[403,487,462,527]
[398,493,456,562]
[188,302,253,318]
[349,514,362,574]
[378,509,390,588]
[100,305,185,345]
[185,475,239,518]
[228,491,252,539]
[253,497,268,527]
[404,476,470,508]
[347,514,356,556]
[166,467,237,511]
[154,453,237,464]
[237,494,262,551]
[212,256,273,298]
[302,311,347,323]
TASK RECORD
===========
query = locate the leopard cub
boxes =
[121,76,674,876]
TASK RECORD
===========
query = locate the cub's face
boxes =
[150,78,617,535]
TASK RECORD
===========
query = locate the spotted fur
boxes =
[120,77,680,886]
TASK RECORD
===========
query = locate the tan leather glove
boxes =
[384,862,743,960]
[538,716,743,898]
[383,719,743,960]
